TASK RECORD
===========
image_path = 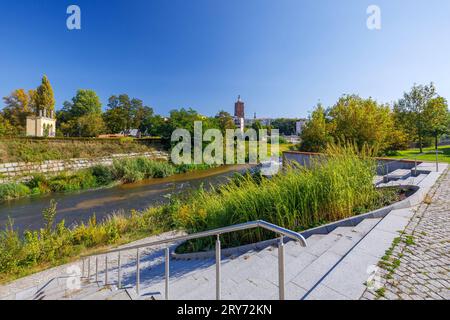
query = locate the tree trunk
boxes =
[435,135,438,151]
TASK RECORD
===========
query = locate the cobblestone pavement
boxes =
[362,169,450,300]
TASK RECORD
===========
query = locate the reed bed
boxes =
[174,145,386,252]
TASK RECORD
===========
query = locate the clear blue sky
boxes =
[0,0,449,118]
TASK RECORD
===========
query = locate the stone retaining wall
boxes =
[0,151,169,183]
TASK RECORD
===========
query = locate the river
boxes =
[0,165,252,234]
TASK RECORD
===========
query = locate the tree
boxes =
[66,89,102,118]
[2,89,33,133]
[103,94,154,133]
[77,113,107,137]
[57,89,103,136]
[394,83,437,153]
[0,114,16,136]
[130,99,154,132]
[423,96,449,150]
[328,95,394,152]
[299,104,332,152]
[215,110,235,134]
[271,118,297,135]
[34,75,55,115]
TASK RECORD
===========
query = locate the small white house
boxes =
[26,110,56,137]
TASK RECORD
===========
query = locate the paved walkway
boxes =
[362,168,450,300]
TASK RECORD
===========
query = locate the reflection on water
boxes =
[0,165,251,233]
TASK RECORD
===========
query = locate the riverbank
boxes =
[0,164,251,234]
[0,158,213,202]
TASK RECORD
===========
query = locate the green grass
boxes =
[385,145,450,163]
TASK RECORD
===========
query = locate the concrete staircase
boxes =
[25,218,380,300]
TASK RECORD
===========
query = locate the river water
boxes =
[0,165,252,233]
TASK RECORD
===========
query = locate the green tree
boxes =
[271,118,298,135]
[328,95,394,153]
[66,89,102,118]
[77,113,107,137]
[103,95,154,134]
[394,83,437,153]
[215,110,235,134]
[299,104,332,152]
[57,89,103,136]
[423,96,449,150]
[130,99,154,132]
[34,75,55,115]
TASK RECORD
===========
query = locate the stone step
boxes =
[79,286,117,300]
[34,281,102,300]
[386,169,411,180]
[286,226,372,299]
[144,224,370,300]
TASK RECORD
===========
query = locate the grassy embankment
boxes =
[385,145,450,164]
[0,137,162,163]
[0,145,402,284]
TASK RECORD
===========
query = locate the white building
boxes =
[26,110,56,137]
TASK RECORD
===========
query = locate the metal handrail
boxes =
[80,220,307,300]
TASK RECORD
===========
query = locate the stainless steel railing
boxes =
[80,220,307,300]
[378,150,441,181]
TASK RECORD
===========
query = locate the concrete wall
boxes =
[0,151,169,183]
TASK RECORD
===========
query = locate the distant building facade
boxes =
[295,119,307,135]
[26,110,56,137]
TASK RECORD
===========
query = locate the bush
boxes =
[112,157,175,182]
[90,165,114,185]
[0,183,31,201]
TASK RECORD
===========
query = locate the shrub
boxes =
[112,157,175,182]
[90,165,114,185]
[0,183,31,201]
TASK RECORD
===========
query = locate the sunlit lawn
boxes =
[386,145,450,164]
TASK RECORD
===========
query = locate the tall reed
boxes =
[173,144,380,251]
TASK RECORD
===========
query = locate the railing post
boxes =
[95,257,98,283]
[118,251,122,289]
[414,158,417,176]
[165,247,170,300]
[278,235,285,300]
[215,234,221,300]
[436,149,439,172]
[105,255,109,286]
[82,259,85,278]
[87,257,91,281]
[136,248,140,296]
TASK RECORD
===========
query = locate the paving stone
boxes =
[361,167,450,301]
